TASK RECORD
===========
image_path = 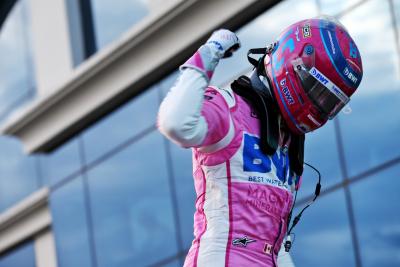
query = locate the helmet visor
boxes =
[292,58,350,119]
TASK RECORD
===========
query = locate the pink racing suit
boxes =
[158,68,296,267]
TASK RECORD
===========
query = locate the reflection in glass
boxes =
[338,0,400,177]
[87,131,178,267]
[167,142,196,248]
[159,258,181,267]
[291,190,355,267]
[50,176,94,267]
[350,165,400,267]
[0,241,35,267]
[91,0,149,49]
[159,71,179,99]
[83,87,159,164]
[318,0,364,16]
[392,0,400,77]
[213,0,318,85]
[0,0,35,123]
[0,137,39,212]
[298,120,342,201]
[39,137,82,185]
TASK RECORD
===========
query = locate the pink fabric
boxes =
[183,51,214,80]
[194,94,258,167]
[186,51,205,70]
[185,89,294,267]
[198,87,231,147]
[225,161,233,267]
[225,182,292,266]
[188,161,208,267]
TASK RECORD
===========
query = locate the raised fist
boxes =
[206,29,241,58]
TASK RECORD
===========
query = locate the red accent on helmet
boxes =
[265,16,363,134]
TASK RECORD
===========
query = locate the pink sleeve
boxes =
[198,87,231,147]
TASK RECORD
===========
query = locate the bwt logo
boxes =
[279,78,295,105]
[344,67,358,84]
[242,134,289,183]
[310,68,328,86]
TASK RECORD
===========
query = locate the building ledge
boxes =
[1,0,279,153]
[0,188,50,252]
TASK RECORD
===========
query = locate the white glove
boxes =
[181,29,240,81]
[205,29,241,58]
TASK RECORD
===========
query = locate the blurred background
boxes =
[0,0,399,266]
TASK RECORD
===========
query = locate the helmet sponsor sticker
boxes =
[343,67,358,84]
[302,23,312,38]
[309,67,349,104]
[279,78,295,105]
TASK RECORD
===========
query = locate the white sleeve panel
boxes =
[157,69,209,148]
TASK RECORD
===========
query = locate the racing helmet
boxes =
[264,16,363,134]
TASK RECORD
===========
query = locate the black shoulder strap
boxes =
[289,134,305,176]
[231,76,279,155]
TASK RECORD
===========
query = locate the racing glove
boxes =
[181,29,241,81]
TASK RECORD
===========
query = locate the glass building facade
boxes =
[0,0,399,266]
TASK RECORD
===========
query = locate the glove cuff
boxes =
[180,44,221,81]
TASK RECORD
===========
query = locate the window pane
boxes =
[39,137,82,185]
[298,120,342,201]
[159,258,181,267]
[393,0,400,76]
[91,0,149,49]
[291,190,355,267]
[0,137,39,212]
[82,87,159,164]
[350,164,400,267]
[213,0,319,85]
[167,143,196,248]
[318,0,364,16]
[0,241,35,267]
[338,0,400,177]
[50,176,94,267]
[87,131,178,267]
[159,71,179,99]
[0,0,36,123]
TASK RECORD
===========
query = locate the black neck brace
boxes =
[231,72,280,156]
[231,71,305,176]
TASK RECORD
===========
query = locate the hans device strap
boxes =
[231,75,305,176]
[231,76,279,156]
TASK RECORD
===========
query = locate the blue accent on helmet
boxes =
[349,41,358,58]
[272,29,294,72]
[319,21,362,89]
